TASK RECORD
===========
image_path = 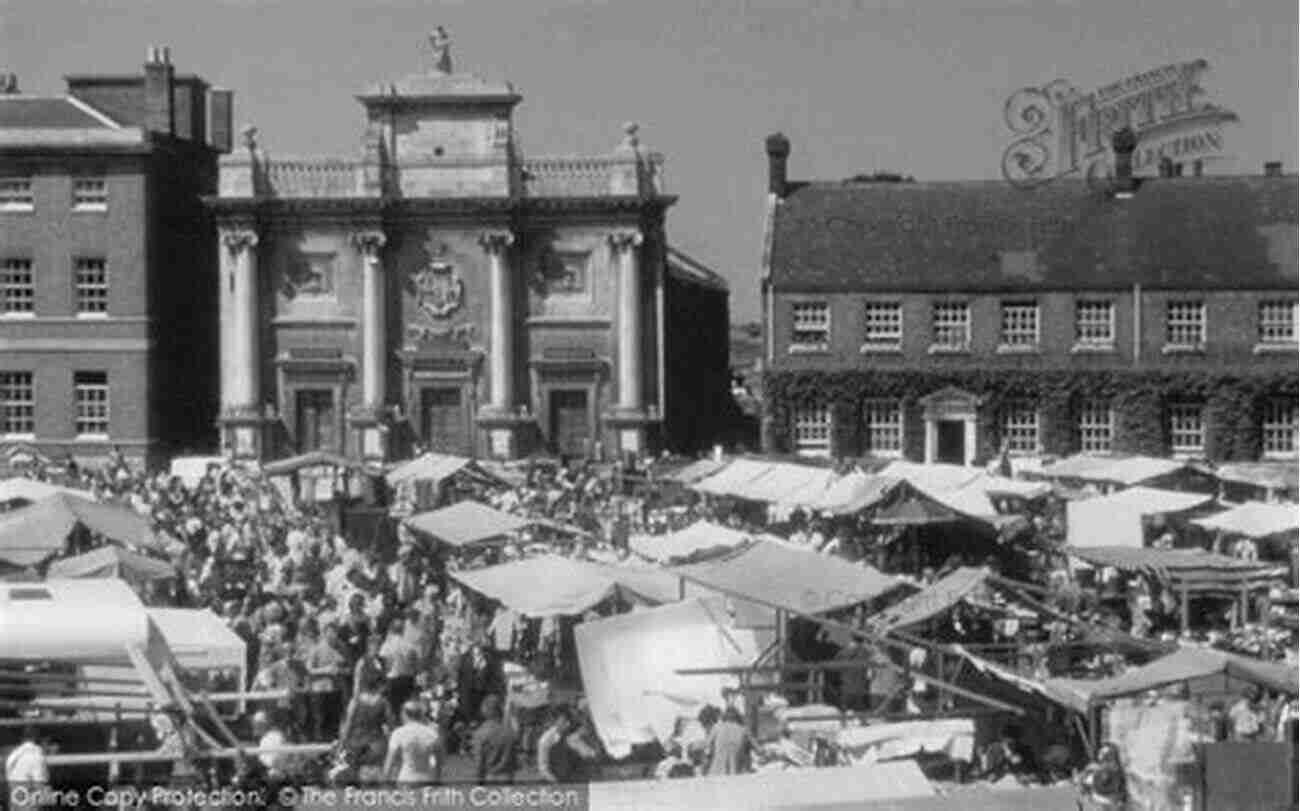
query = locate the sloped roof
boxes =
[0,493,158,567]
[0,96,114,128]
[629,520,752,564]
[770,176,1297,292]
[1050,646,1298,705]
[1193,501,1299,538]
[1066,545,1284,586]
[666,246,729,292]
[404,500,530,547]
[870,567,990,631]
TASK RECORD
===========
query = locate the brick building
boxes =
[207,35,729,463]
[759,132,1298,464]
[0,49,230,469]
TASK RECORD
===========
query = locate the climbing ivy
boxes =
[764,368,1298,462]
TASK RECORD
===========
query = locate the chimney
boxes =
[144,45,174,136]
[206,88,234,153]
[1264,161,1283,177]
[0,74,18,94]
[1111,127,1138,195]
[766,132,791,198]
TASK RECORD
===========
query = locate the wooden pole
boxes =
[1181,587,1191,634]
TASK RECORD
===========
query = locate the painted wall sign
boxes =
[1001,60,1239,188]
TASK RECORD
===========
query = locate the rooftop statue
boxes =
[429,26,452,74]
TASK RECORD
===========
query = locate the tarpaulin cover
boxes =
[665,458,730,485]
[872,488,967,526]
[47,545,176,582]
[695,460,839,506]
[1066,546,1284,589]
[0,577,149,662]
[385,452,471,485]
[629,520,751,564]
[452,555,624,617]
[1215,462,1299,493]
[147,607,247,677]
[0,493,159,566]
[869,567,989,631]
[810,471,901,514]
[673,539,905,615]
[575,597,761,758]
[0,477,96,504]
[1040,454,1189,486]
[404,500,530,547]
[1066,487,1213,548]
[836,718,976,764]
[586,761,933,811]
[1050,646,1299,706]
[949,643,1093,714]
[692,458,773,496]
[1105,698,1197,811]
[1193,501,1299,538]
[261,450,372,477]
[876,461,985,494]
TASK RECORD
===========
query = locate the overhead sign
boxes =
[1001,60,1239,188]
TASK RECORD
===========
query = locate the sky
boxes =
[1,0,1295,321]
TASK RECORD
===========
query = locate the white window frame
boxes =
[0,178,34,212]
[74,258,109,316]
[1263,398,1297,458]
[1167,403,1205,457]
[793,404,832,458]
[1074,299,1115,349]
[71,178,108,212]
[998,300,1040,350]
[790,302,830,352]
[1165,300,1205,349]
[1077,399,1113,453]
[999,400,1040,455]
[930,301,970,352]
[862,301,902,351]
[74,372,110,438]
[0,371,35,438]
[862,398,903,458]
[0,258,34,316]
[1258,300,1297,346]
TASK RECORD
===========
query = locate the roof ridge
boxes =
[62,95,122,129]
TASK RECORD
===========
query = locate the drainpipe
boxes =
[1132,283,1141,365]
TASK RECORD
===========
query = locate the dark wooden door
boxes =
[295,389,336,453]
[420,387,466,454]
[549,389,590,456]
[936,420,965,465]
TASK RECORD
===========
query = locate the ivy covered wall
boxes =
[764,368,1298,462]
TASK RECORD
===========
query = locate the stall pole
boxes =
[1181,587,1191,634]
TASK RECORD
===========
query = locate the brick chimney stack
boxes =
[766,133,790,198]
[144,45,174,136]
[1111,127,1138,195]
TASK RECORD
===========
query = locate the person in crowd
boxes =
[380,616,422,718]
[456,638,505,745]
[704,706,756,776]
[5,725,49,809]
[536,707,579,783]
[305,623,348,742]
[352,636,386,700]
[472,694,517,784]
[383,699,443,785]
[836,637,872,711]
[338,671,393,784]
[1229,685,1264,741]
[1078,741,1127,807]
[252,709,295,786]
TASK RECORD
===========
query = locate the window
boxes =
[793,404,832,457]
[791,302,830,350]
[0,178,33,212]
[931,302,969,350]
[999,301,1039,349]
[863,399,902,457]
[1078,399,1113,453]
[862,301,902,349]
[1259,300,1297,345]
[999,401,1039,454]
[1075,300,1114,346]
[1263,399,1297,457]
[74,258,108,315]
[72,178,107,211]
[0,259,34,315]
[74,372,109,437]
[1167,403,1204,456]
[1165,300,1205,348]
[0,372,34,437]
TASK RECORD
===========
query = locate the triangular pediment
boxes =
[917,386,984,409]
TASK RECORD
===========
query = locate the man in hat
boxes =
[456,638,505,744]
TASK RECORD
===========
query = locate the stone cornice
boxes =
[203,195,675,217]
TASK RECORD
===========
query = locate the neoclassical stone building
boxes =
[208,36,726,463]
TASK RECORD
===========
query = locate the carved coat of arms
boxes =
[414,240,464,319]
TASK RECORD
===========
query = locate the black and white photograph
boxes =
[0,2,1296,809]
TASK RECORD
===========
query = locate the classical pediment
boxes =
[918,386,985,418]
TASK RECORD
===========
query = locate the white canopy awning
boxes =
[1193,501,1299,538]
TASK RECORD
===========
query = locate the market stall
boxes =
[404,499,531,549]
[46,546,176,591]
[0,492,159,568]
[1066,486,1214,549]
[630,520,753,564]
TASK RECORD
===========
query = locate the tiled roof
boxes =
[0,96,114,129]
[769,176,1298,292]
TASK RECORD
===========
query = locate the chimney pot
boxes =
[162,46,171,65]
[1110,127,1138,193]
[1265,161,1283,177]
[766,132,791,198]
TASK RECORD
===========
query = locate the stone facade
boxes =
[208,36,690,463]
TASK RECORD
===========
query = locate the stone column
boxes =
[352,230,388,461]
[610,228,645,453]
[220,227,260,458]
[479,229,517,458]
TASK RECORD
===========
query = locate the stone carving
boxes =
[283,252,335,298]
[607,229,644,251]
[350,230,387,259]
[479,230,515,254]
[429,27,452,74]
[221,228,259,255]
[413,238,463,319]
